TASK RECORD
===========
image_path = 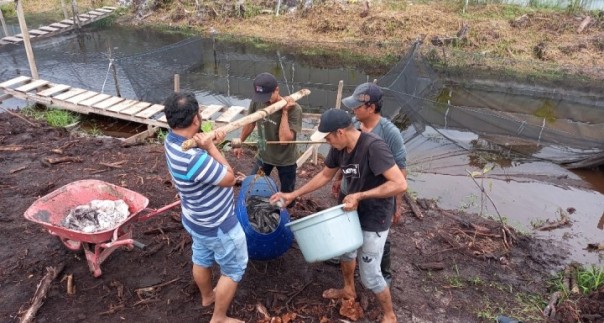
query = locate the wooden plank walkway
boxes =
[0,6,117,47]
[0,76,320,133]
[0,76,252,129]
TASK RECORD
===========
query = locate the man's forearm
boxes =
[358,180,406,201]
[278,111,294,142]
[240,124,254,142]
[208,145,233,173]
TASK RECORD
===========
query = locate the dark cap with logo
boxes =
[342,82,383,109]
[252,72,278,103]
[310,109,352,142]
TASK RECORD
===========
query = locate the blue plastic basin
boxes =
[236,175,293,261]
[286,204,362,263]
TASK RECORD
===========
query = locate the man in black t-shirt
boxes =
[270,109,407,323]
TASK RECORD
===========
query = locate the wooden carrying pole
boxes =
[15,0,39,79]
[182,88,311,150]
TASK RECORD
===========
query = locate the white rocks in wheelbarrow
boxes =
[62,199,130,233]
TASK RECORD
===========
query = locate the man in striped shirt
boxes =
[163,92,248,323]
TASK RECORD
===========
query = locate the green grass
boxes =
[550,265,604,297]
[577,265,604,294]
[157,129,168,143]
[86,125,102,136]
[22,106,80,128]
[44,109,80,128]
[0,4,16,17]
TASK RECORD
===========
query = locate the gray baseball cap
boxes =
[341,82,383,109]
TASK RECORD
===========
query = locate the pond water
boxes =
[1,22,603,265]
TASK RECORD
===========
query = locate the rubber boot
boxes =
[381,239,392,287]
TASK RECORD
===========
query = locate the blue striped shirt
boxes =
[164,131,237,236]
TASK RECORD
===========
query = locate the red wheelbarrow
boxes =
[24,179,180,277]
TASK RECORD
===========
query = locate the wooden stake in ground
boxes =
[20,264,65,323]
[15,0,39,80]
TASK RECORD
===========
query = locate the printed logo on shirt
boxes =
[341,164,360,179]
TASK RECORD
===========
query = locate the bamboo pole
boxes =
[15,0,39,79]
[0,7,9,37]
[182,88,311,150]
[233,139,323,147]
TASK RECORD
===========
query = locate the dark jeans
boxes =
[251,159,297,193]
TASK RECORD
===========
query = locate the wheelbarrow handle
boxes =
[137,200,181,222]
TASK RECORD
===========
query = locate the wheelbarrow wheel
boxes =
[59,236,82,251]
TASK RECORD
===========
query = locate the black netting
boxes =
[2,25,603,169]
[381,41,604,169]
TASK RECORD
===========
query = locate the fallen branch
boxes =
[415,262,445,271]
[67,274,75,295]
[577,16,591,33]
[536,219,571,231]
[99,160,127,169]
[543,291,561,318]
[43,156,83,164]
[51,141,78,155]
[0,145,25,151]
[20,263,65,323]
[404,192,424,220]
[0,106,39,127]
[10,166,27,174]
[134,278,180,299]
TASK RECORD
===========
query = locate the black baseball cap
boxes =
[342,82,383,109]
[252,72,278,103]
[310,109,352,142]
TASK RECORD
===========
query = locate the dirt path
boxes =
[2,109,591,322]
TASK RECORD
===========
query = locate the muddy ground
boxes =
[1,111,603,322]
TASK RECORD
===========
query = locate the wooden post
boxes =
[299,80,344,167]
[107,43,121,97]
[174,74,180,93]
[275,0,281,16]
[15,0,39,80]
[111,63,121,97]
[71,0,81,29]
[0,7,9,37]
[335,80,343,109]
[60,0,69,19]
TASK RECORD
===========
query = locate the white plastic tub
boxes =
[286,204,362,263]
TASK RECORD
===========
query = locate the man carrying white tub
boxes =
[270,108,407,323]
